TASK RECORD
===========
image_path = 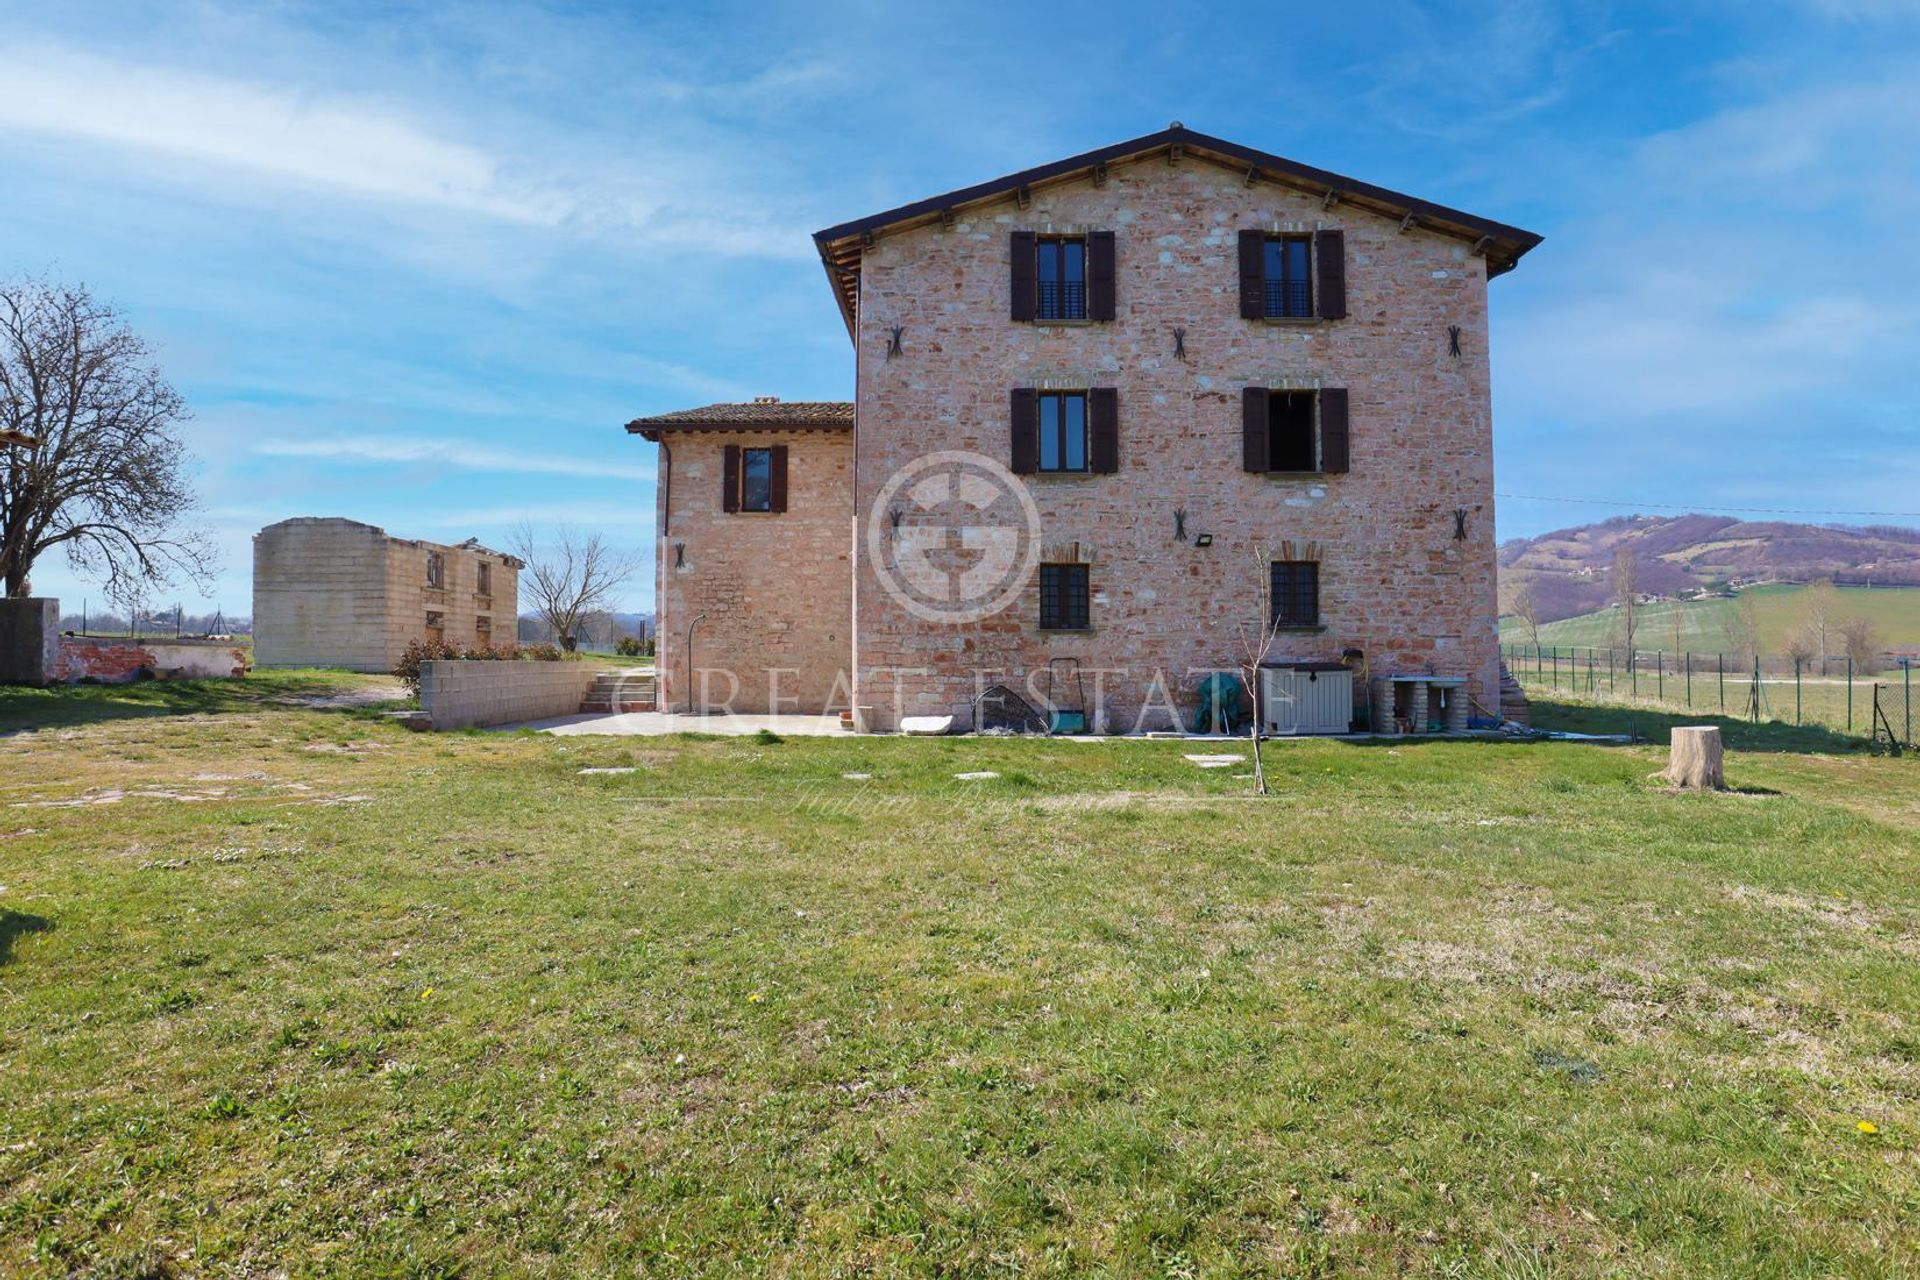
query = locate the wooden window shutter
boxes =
[1009,231,1036,322]
[769,444,789,511]
[722,444,741,512]
[1238,230,1265,319]
[1087,231,1116,320]
[1319,388,1350,473]
[1009,388,1039,474]
[1090,387,1119,473]
[1314,229,1347,319]
[1242,387,1270,472]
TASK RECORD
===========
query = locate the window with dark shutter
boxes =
[739,447,774,512]
[1010,231,1036,322]
[722,445,741,513]
[769,444,790,512]
[1036,392,1088,472]
[1244,389,1351,474]
[1237,230,1265,319]
[1039,563,1090,630]
[1314,229,1346,319]
[1269,391,1317,472]
[1263,236,1314,318]
[1087,231,1116,320]
[1319,389,1350,473]
[1036,236,1087,320]
[1010,388,1039,474]
[1089,387,1118,473]
[1270,561,1320,628]
[1241,387,1270,472]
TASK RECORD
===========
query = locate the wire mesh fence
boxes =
[1501,644,1916,752]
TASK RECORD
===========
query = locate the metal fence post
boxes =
[1907,658,1913,747]
[1719,653,1725,711]
[1685,651,1692,709]
[1657,650,1664,701]
[1847,656,1854,733]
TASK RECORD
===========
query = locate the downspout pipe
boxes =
[684,613,706,715]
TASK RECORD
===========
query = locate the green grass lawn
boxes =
[2,676,1918,1277]
[1502,584,1920,655]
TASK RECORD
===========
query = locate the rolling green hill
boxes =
[1501,583,1920,654]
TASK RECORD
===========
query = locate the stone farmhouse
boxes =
[253,517,521,672]
[628,125,1541,732]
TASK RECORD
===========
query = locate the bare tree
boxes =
[1509,579,1542,649]
[508,522,636,652]
[1783,620,1817,669]
[1838,614,1882,674]
[1236,548,1292,796]
[0,278,210,597]
[1612,546,1641,661]
[1796,579,1839,665]
[1734,591,1763,667]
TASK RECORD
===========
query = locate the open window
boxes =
[1241,387,1350,474]
[476,561,492,598]
[425,551,445,589]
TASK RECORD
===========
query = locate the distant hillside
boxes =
[1498,515,1920,623]
[1502,583,1920,655]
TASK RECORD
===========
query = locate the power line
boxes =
[1496,493,1920,521]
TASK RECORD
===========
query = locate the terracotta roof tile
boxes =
[624,400,853,437]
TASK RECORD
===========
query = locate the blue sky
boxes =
[3,0,1917,617]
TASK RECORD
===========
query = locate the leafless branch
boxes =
[0,276,211,598]
[507,521,637,652]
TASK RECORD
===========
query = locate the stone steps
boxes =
[1497,659,1532,726]
[580,669,655,714]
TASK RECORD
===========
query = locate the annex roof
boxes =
[624,399,855,441]
[812,123,1545,337]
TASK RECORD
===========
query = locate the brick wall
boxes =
[52,637,249,683]
[849,158,1503,731]
[654,430,853,714]
[254,518,519,672]
[418,659,603,730]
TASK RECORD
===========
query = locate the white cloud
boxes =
[0,46,561,222]
[0,43,814,258]
[251,435,654,481]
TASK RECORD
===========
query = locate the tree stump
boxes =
[1665,726,1725,790]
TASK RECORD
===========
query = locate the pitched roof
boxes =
[813,123,1545,337]
[624,400,854,440]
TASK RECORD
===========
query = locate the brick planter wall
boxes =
[53,637,250,683]
[418,659,602,730]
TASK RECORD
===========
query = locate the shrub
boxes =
[392,639,569,696]
[614,633,644,657]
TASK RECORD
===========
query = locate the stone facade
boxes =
[849,162,1501,730]
[648,426,853,714]
[252,517,520,672]
[632,128,1538,731]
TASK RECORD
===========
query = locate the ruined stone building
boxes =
[627,125,1542,730]
[252,517,521,672]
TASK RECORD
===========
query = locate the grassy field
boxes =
[2,675,1918,1277]
[1500,584,1920,654]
